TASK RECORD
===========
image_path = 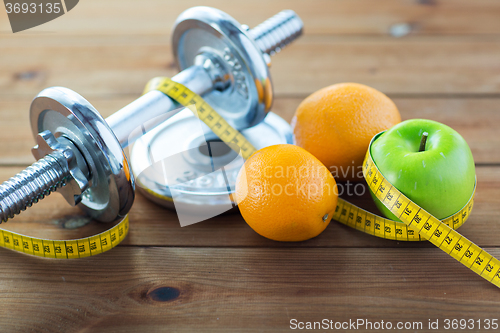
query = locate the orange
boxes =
[235,144,338,242]
[291,83,401,181]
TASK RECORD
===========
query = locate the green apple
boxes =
[369,119,475,221]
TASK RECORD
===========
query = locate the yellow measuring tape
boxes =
[358,147,500,287]
[145,77,500,288]
[143,77,257,160]
[0,216,128,258]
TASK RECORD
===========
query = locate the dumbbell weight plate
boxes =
[30,87,135,222]
[172,6,272,130]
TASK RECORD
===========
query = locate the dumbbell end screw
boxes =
[0,153,69,223]
[0,131,90,223]
[248,9,304,56]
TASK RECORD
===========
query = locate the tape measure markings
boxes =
[144,77,258,160]
[0,216,128,259]
[361,151,500,286]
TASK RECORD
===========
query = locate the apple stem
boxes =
[419,132,429,152]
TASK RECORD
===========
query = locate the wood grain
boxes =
[1,35,500,99]
[0,247,499,333]
[2,0,500,36]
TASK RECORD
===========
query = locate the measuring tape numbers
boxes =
[364,145,499,287]
[143,77,258,160]
[145,77,500,288]
[0,216,128,259]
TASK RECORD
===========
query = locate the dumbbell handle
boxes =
[106,9,303,148]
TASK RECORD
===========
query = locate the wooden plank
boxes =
[0,166,498,249]
[1,97,499,164]
[2,35,500,98]
[0,246,499,332]
[272,36,500,96]
[2,0,500,36]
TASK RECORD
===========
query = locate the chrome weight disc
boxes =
[30,87,135,222]
[130,110,292,224]
[172,6,272,129]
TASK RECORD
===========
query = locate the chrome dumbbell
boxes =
[0,7,303,222]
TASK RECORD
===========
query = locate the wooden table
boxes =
[1,1,500,331]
